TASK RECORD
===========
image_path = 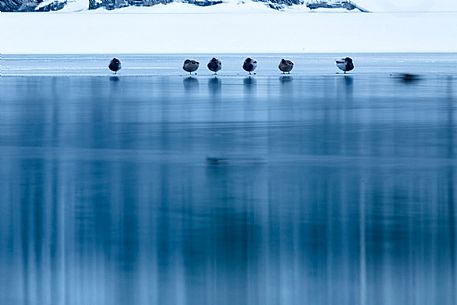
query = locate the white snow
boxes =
[357,0,457,12]
[59,0,89,12]
[1,1,457,54]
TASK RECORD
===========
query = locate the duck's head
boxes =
[345,57,353,63]
[245,57,252,63]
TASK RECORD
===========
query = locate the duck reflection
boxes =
[279,75,294,99]
[208,77,222,95]
[339,75,353,100]
[183,76,199,92]
[279,75,293,83]
[243,77,256,95]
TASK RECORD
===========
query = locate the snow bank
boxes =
[357,0,457,12]
[60,0,89,11]
[1,11,456,53]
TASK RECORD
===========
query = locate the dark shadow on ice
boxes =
[109,76,120,82]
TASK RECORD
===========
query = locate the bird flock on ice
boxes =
[108,56,355,75]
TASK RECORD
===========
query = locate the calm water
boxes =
[0,54,456,305]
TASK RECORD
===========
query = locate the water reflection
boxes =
[0,67,456,305]
[243,77,257,96]
[243,76,256,86]
[398,73,422,83]
[444,75,456,301]
[208,77,222,95]
[110,76,120,82]
[279,75,293,83]
[279,75,294,100]
[339,75,353,99]
[183,76,199,92]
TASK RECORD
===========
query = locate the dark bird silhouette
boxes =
[207,57,222,75]
[243,57,257,75]
[336,57,354,74]
[278,59,294,74]
[108,58,121,74]
[183,59,200,75]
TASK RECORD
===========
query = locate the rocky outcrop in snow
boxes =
[0,0,34,11]
[88,0,223,10]
[0,0,369,11]
[1,0,67,11]
[254,0,303,10]
[306,0,369,12]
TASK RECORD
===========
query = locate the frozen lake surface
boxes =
[0,54,456,305]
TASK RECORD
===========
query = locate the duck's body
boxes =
[207,58,222,74]
[243,58,257,74]
[278,59,294,74]
[183,59,200,75]
[109,58,121,74]
[336,57,354,74]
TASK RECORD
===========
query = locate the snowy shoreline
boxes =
[1,11,457,54]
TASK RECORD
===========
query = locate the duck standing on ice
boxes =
[278,59,294,74]
[109,58,121,74]
[183,59,200,75]
[336,57,354,74]
[243,58,257,75]
[207,58,222,75]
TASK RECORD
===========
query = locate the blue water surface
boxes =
[0,54,456,305]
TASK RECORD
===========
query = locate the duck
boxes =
[207,57,222,75]
[243,58,257,75]
[278,59,294,74]
[108,58,121,74]
[183,59,199,75]
[336,57,354,74]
